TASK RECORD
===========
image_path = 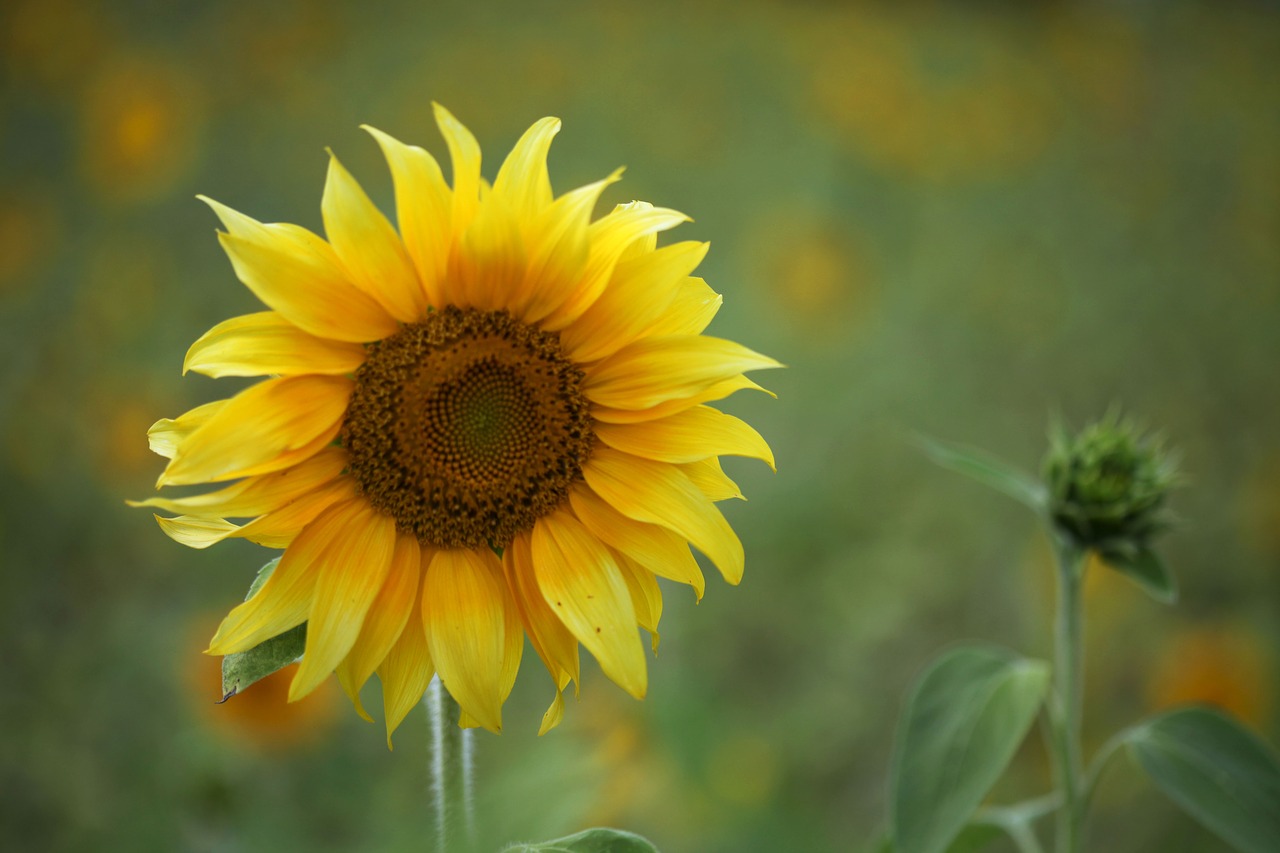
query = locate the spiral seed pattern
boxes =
[342,307,594,549]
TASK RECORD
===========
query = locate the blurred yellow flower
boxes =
[186,617,339,751]
[133,106,779,742]
[1146,624,1273,728]
[79,57,204,203]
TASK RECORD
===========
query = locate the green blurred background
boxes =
[2,1,1278,851]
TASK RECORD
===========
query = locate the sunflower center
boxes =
[342,307,594,549]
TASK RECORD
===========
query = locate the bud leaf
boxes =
[917,435,1045,512]
[1099,546,1178,604]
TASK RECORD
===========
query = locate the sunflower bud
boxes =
[1043,415,1178,558]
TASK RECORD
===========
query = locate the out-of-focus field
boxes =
[2,2,1277,851]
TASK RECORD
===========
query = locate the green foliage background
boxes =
[1,1,1277,851]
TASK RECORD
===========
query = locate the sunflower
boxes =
[134,104,779,740]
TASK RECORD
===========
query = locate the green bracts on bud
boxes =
[1043,414,1178,558]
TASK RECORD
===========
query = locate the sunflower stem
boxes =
[427,678,476,853]
[1049,539,1087,853]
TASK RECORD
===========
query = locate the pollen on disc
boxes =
[342,307,595,549]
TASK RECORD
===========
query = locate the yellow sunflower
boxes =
[134,104,779,741]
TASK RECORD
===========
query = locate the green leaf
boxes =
[1098,546,1177,604]
[917,436,1046,512]
[890,644,1051,853]
[501,827,660,853]
[219,558,307,699]
[243,557,280,600]
[1127,707,1280,853]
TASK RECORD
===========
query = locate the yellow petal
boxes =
[207,496,368,655]
[421,547,510,733]
[641,276,722,338]
[594,405,775,471]
[503,531,580,685]
[183,311,367,378]
[496,560,524,712]
[582,447,744,585]
[591,374,774,424]
[584,335,782,411]
[433,103,482,239]
[379,572,435,746]
[201,197,398,343]
[493,116,560,221]
[159,375,351,487]
[516,169,623,323]
[680,457,744,502]
[538,688,566,736]
[531,511,647,699]
[322,151,426,323]
[131,446,348,518]
[449,188,526,311]
[233,475,359,548]
[568,484,705,600]
[362,124,454,308]
[541,202,691,332]
[337,534,424,706]
[290,502,398,701]
[614,550,662,652]
[147,400,227,460]
[160,470,354,551]
[560,241,710,363]
[618,227,658,263]
[154,515,239,549]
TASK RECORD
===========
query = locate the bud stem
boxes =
[1050,539,1087,853]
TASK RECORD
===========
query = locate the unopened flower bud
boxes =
[1043,414,1178,557]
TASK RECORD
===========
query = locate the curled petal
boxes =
[539,688,566,736]
[641,276,722,338]
[614,550,663,652]
[184,312,367,378]
[147,400,227,460]
[680,457,744,502]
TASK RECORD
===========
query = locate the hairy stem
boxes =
[427,678,476,853]
[1051,541,1086,853]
